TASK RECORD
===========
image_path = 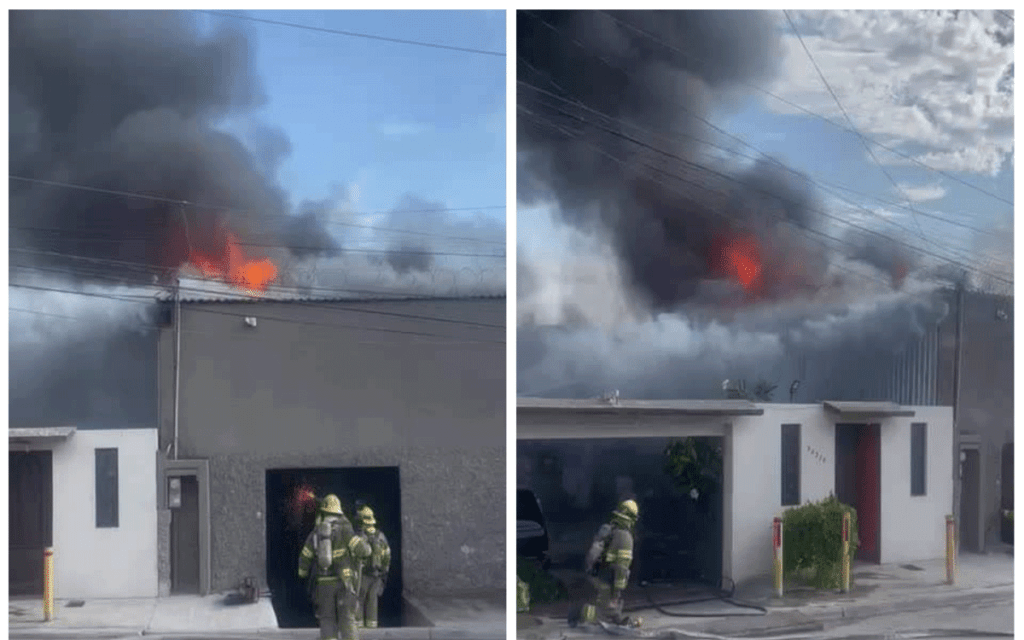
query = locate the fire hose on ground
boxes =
[625,576,768,618]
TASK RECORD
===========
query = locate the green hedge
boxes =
[782,494,859,590]
[517,556,567,605]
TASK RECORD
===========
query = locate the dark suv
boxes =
[517,489,550,568]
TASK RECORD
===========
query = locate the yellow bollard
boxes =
[43,547,54,622]
[840,512,851,593]
[946,515,956,585]
[772,517,783,597]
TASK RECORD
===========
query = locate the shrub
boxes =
[517,556,567,604]
[782,494,859,590]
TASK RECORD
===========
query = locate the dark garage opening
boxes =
[518,437,724,589]
[266,467,403,628]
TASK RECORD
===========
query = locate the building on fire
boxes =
[9,285,506,627]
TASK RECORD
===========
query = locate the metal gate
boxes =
[9,451,53,596]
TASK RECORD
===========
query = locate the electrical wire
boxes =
[200,10,505,58]
[782,10,937,254]
[10,247,506,311]
[9,282,506,344]
[519,77,991,274]
[517,20,1006,277]
[517,90,1011,286]
[9,175,505,245]
[584,10,1013,207]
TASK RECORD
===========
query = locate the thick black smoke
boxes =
[9,10,339,286]
[517,11,907,309]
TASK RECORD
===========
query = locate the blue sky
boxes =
[204,10,506,228]
[518,11,1014,300]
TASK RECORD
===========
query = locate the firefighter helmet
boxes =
[357,505,376,526]
[614,499,639,523]
[320,494,344,517]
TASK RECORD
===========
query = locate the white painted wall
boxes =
[727,405,953,584]
[728,405,833,585]
[879,406,954,564]
[49,429,159,598]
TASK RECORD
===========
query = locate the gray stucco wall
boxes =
[936,290,1013,550]
[157,297,506,595]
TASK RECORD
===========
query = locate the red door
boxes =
[855,424,881,563]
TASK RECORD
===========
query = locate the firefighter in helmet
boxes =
[298,495,373,640]
[354,504,391,629]
[570,499,641,628]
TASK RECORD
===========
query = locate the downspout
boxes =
[174,277,182,460]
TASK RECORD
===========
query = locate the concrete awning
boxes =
[823,401,915,418]
[9,426,77,447]
[518,397,764,416]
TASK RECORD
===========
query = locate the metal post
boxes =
[43,547,54,621]
[772,517,783,597]
[841,512,851,593]
[173,277,181,460]
[946,515,957,585]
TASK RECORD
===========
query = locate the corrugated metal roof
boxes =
[823,401,916,417]
[517,397,764,416]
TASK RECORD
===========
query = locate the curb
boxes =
[8,626,505,640]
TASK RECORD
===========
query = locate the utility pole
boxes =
[951,283,965,546]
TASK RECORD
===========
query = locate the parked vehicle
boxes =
[517,488,550,568]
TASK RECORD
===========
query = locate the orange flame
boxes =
[712,234,763,292]
[187,232,278,295]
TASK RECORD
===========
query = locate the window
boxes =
[95,448,119,528]
[781,424,801,506]
[911,423,927,496]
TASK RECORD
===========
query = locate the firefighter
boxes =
[354,504,391,629]
[569,499,641,628]
[297,495,372,640]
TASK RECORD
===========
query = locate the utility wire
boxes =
[9,282,505,343]
[782,10,937,253]
[10,175,505,245]
[520,76,994,273]
[201,11,505,57]
[517,18,1001,273]
[588,10,1013,207]
[9,306,501,347]
[518,87,1011,286]
[9,260,505,330]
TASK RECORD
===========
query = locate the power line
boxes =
[200,11,505,58]
[517,18,1001,272]
[518,82,1008,284]
[10,259,506,330]
[520,76,995,273]
[9,282,505,343]
[10,175,506,244]
[518,104,1010,289]
[782,10,937,253]
[588,11,1013,207]
[9,306,502,347]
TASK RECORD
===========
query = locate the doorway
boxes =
[266,467,403,628]
[835,424,881,563]
[9,451,53,596]
[960,448,982,552]
[171,474,201,594]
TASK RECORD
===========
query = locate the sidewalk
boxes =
[518,546,1014,639]
[9,591,506,640]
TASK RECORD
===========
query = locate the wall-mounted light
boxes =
[244,316,258,328]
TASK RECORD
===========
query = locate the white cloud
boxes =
[770,10,1014,177]
[897,182,947,202]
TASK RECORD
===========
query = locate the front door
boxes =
[171,474,201,594]
[9,451,54,596]
[835,424,881,563]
